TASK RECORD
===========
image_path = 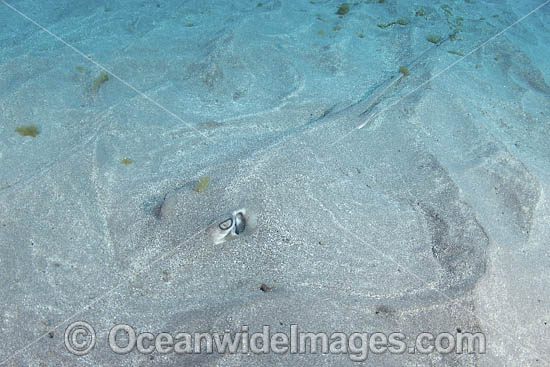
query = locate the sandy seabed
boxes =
[0,0,549,366]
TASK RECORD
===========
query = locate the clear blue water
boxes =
[1,1,549,365]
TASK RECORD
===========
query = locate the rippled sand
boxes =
[1,1,549,365]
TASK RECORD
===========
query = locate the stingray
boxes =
[1,7,546,365]
[37,70,495,366]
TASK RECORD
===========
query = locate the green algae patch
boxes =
[193,176,211,193]
[336,3,350,15]
[378,18,408,29]
[448,50,465,56]
[426,34,441,44]
[440,4,464,41]
[92,72,109,92]
[121,157,133,165]
[15,124,39,137]
[75,66,84,73]
[398,66,410,76]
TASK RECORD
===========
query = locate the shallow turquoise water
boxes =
[1,1,549,366]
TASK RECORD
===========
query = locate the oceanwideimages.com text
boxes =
[65,322,486,361]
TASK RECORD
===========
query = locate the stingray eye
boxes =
[218,218,233,231]
[234,213,246,235]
